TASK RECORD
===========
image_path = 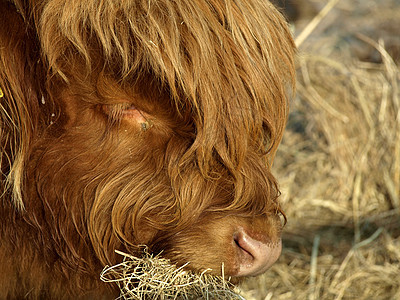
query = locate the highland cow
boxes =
[0,0,295,298]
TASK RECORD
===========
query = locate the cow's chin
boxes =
[156,214,283,279]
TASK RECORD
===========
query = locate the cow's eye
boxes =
[123,104,137,111]
[102,103,152,130]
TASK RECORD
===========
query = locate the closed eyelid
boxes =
[101,103,152,130]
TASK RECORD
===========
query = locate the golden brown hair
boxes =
[0,0,295,298]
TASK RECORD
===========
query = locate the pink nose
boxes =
[233,228,282,277]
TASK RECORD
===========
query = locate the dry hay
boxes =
[239,0,400,299]
[100,249,243,300]
[241,52,400,300]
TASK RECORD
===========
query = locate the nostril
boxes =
[233,228,282,277]
[233,232,254,263]
[233,231,254,258]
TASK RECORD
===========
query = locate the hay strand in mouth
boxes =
[100,249,244,300]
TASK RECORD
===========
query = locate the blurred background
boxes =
[240,0,400,299]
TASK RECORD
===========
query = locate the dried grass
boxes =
[101,249,243,300]
[239,0,400,299]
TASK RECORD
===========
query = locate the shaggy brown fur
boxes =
[0,0,295,298]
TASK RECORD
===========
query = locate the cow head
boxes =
[0,0,295,296]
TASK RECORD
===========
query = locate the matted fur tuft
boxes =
[0,0,295,298]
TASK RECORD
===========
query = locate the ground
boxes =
[240,0,400,299]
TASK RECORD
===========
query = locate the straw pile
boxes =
[239,0,400,299]
[101,249,243,300]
